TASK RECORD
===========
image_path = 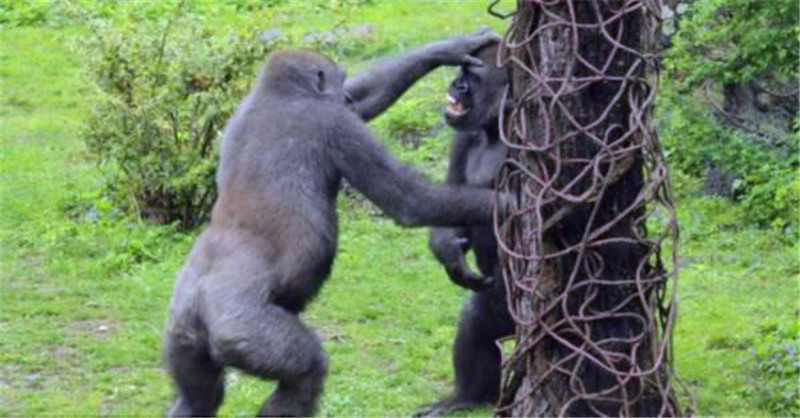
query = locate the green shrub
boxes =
[659,0,799,232]
[75,5,279,229]
[0,0,53,26]
[0,0,171,27]
[738,161,800,231]
[659,86,800,233]
[739,321,800,417]
[666,0,798,89]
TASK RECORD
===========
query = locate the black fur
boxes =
[163,41,499,417]
[416,42,516,417]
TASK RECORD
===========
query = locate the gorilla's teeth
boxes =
[446,94,466,115]
[446,102,466,115]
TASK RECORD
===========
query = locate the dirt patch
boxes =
[1,364,49,391]
[18,254,43,268]
[50,345,78,360]
[67,318,116,340]
[316,324,349,344]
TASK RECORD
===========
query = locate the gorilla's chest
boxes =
[465,136,506,187]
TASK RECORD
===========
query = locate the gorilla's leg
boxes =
[208,301,328,417]
[453,300,502,405]
[416,290,513,417]
[165,330,225,417]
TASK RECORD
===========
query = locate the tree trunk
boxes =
[495,1,683,416]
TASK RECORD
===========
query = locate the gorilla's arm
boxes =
[345,29,498,122]
[331,113,493,229]
[429,132,492,291]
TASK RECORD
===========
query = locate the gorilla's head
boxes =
[444,42,509,131]
[264,50,349,106]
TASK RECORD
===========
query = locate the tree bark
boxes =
[496,1,681,416]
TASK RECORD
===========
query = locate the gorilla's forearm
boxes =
[345,47,442,122]
[345,29,499,122]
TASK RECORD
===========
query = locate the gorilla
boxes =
[164,34,500,418]
[415,41,515,417]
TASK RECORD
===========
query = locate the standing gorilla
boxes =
[164,33,499,418]
[415,41,514,417]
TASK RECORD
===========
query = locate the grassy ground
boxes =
[1,2,798,417]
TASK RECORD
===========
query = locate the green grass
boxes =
[1,2,798,417]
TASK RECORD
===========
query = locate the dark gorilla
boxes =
[416,41,514,417]
[164,36,500,418]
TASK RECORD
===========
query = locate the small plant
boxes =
[75,4,279,229]
[739,322,800,417]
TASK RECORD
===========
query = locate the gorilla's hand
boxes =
[429,228,493,291]
[446,254,494,292]
[427,27,501,67]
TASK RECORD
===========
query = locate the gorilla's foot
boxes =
[413,398,489,417]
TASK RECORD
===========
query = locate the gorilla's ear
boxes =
[316,70,326,93]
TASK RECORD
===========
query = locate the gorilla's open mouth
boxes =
[446,94,469,116]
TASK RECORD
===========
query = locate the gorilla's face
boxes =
[444,50,508,131]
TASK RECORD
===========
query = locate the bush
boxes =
[739,321,800,417]
[659,0,799,232]
[0,0,54,26]
[75,5,279,229]
[666,0,798,89]
[658,91,799,232]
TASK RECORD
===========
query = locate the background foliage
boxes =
[660,0,799,233]
[1,0,797,416]
[74,3,279,229]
